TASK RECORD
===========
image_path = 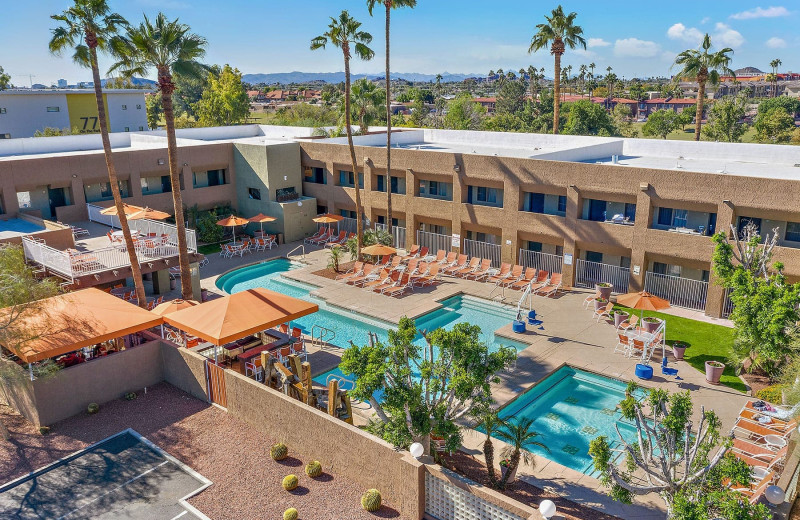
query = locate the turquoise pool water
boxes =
[488,366,639,475]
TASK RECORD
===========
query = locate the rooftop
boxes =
[0,89,147,95]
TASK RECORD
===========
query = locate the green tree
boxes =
[757,96,800,118]
[612,104,638,138]
[443,93,486,130]
[642,109,679,139]
[408,97,427,127]
[702,95,747,142]
[754,107,795,143]
[673,33,735,141]
[49,0,146,307]
[312,11,374,261]
[495,79,526,116]
[0,66,10,90]
[195,64,249,127]
[343,228,392,260]
[173,68,214,118]
[34,127,76,137]
[561,99,617,136]
[675,109,693,131]
[348,77,385,134]
[528,5,586,134]
[145,93,162,129]
[110,12,208,300]
[340,317,516,454]
[495,417,548,489]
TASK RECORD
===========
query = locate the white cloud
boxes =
[714,23,745,47]
[700,17,711,24]
[730,6,790,20]
[587,38,611,48]
[667,23,704,43]
[766,37,787,48]
[614,38,661,58]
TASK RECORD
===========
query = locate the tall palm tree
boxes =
[528,5,586,134]
[579,64,587,97]
[589,62,596,80]
[526,65,538,101]
[312,11,374,260]
[473,410,502,487]
[110,13,207,299]
[496,417,549,489]
[349,77,385,135]
[49,0,147,308]
[488,69,495,83]
[673,33,734,141]
[367,1,415,236]
[769,58,782,97]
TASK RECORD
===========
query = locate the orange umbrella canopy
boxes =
[361,244,397,256]
[616,291,670,312]
[216,215,250,227]
[249,213,277,223]
[151,299,200,316]
[313,214,344,224]
[99,203,142,216]
[163,288,318,346]
[129,207,171,221]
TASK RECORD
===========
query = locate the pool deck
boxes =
[189,241,746,518]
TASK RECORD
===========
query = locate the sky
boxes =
[2,1,798,86]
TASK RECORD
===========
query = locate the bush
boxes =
[87,403,99,414]
[283,508,298,520]
[124,392,137,401]
[305,460,322,478]
[271,442,289,461]
[361,489,382,511]
[196,211,226,244]
[39,426,51,435]
[755,384,787,405]
[282,474,299,491]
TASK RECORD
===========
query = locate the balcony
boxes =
[580,199,636,226]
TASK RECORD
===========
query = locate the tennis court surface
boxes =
[0,429,211,520]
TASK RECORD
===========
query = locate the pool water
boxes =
[488,366,640,475]
[0,218,45,238]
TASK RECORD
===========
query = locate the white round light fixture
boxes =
[409,442,424,458]
[539,499,556,519]
[765,485,785,505]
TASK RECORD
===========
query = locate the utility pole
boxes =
[14,74,36,88]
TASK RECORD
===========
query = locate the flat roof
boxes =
[0,89,147,95]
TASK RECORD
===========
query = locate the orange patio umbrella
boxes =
[361,244,397,256]
[151,298,200,316]
[99,203,142,216]
[616,290,670,360]
[249,213,277,234]
[313,213,344,236]
[128,207,172,221]
[216,215,250,243]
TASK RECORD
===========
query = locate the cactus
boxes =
[361,489,382,512]
[87,403,99,414]
[271,442,289,461]
[39,426,51,435]
[282,474,299,491]
[124,392,137,401]
[305,460,322,478]
[283,508,298,520]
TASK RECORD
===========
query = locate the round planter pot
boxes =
[672,345,687,360]
[614,311,629,328]
[596,284,613,300]
[500,465,517,484]
[594,299,607,311]
[705,361,725,385]
[643,318,661,334]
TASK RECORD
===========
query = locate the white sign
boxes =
[505,239,512,245]
[451,233,461,247]
[633,265,641,275]
[564,253,573,265]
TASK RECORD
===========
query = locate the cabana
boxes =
[0,288,163,379]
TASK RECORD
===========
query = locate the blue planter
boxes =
[635,364,653,380]
[512,320,527,334]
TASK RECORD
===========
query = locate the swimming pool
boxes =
[0,218,45,239]
[488,366,640,475]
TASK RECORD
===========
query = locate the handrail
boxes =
[326,373,354,388]
[516,281,533,320]
[287,244,305,260]
[311,324,336,349]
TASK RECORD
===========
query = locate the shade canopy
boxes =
[129,207,171,221]
[361,244,397,256]
[313,214,344,224]
[151,299,200,316]
[163,288,318,346]
[616,291,670,312]
[0,288,162,363]
[249,213,277,224]
[216,215,250,227]
[99,203,141,216]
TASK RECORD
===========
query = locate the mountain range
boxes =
[242,71,482,84]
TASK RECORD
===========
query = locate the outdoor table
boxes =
[421,255,437,262]
[626,330,657,360]
[764,434,787,450]
[111,230,140,239]
[238,342,280,373]
[110,287,133,298]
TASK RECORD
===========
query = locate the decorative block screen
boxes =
[425,471,526,520]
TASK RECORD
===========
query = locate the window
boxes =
[376,175,385,192]
[653,262,681,277]
[124,127,130,132]
[585,251,603,263]
[122,105,128,110]
[304,166,326,184]
[587,199,607,221]
[418,180,451,200]
[657,207,673,226]
[276,187,298,202]
[338,170,363,188]
[99,182,113,199]
[136,104,142,110]
[524,193,545,213]
[390,176,405,194]
[738,217,762,236]
[248,188,261,200]
[429,181,439,196]
[16,191,31,209]
[624,203,637,222]
[138,126,144,131]
[526,241,543,252]
[46,106,60,112]
[339,209,357,219]
[786,222,800,242]
[557,195,567,213]
[0,108,6,114]
[672,209,688,228]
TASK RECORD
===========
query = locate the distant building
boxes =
[0,89,147,138]
[57,79,68,88]
[474,97,496,114]
[247,90,265,102]
[263,89,321,103]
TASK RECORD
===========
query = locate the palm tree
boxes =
[589,62,596,80]
[49,1,147,308]
[526,65,537,101]
[673,33,734,141]
[495,417,549,489]
[312,11,374,261]
[349,77,384,135]
[579,64,587,97]
[769,58,782,97]
[488,69,495,83]
[528,5,586,134]
[473,410,503,487]
[367,1,415,236]
[110,13,207,300]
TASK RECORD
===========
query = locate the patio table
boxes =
[764,434,787,450]
[238,341,281,373]
[110,287,134,298]
[111,230,140,239]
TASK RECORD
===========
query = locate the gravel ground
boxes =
[0,383,403,520]
[441,452,622,520]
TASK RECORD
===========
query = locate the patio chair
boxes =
[747,400,800,422]
[630,338,646,359]
[730,470,775,505]
[245,360,264,381]
[510,268,537,290]
[732,419,792,444]
[336,261,364,281]
[453,257,481,278]
[380,273,412,297]
[737,410,797,436]
[485,262,511,283]
[732,439,789,472]
[594,302,614,322]
[617,314,639,333]
[404,258,420,275]
[291,338,308,361]
[345,264,377,285]
[324,231,348,248]
[529,271,551,293]
[439,251,457,265]
[279,323,290,335]
[465,259,494,281]
[614,334,631,356]
[310,229,334,245]
[70,225,89,237]
[365,270,398,291]
[430,250,446,263]
[443,254,468,275]
[399,245,420,261]
[583,290,601,309]
[278,346,292,366]
[304,228,326,244]
[538,273,563,298]
[500,265,525,287]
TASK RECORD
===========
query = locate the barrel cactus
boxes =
[87,403,99,414]
[305,460,322,478]
[361,489,382,512]
[271,442,288,461]
[282,474,299,491]
[283,507,298,520]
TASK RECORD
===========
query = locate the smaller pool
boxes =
[0,218,45,239]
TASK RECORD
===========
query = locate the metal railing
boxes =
[416,230,451,255]
[69,241,183,276]
[462,239,502,267]
[374,223,407,248]
[575,259,631,294]
[311,324,336,350]
[87,203,197,252]
[287,244,305,261]
[722,287,735,318]
[22,237,73,281]
[338,217,359,234]
[644,271,709,311]
[517,249,563,274]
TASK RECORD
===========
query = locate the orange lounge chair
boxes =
[538,273,563,297]
[510,268,537,290]
[404,258,420,275]
[309,229,333,245]
[443,254,468,275]
[412,264,442,287]
[439,251,457,265]
[336,261,364,280]
[304,228,326,244]
[430,250,446,263]
[730,470,775,505]
[368,270,400,291]
[324,231,348,248]
[466,259,494,280]
[486,263,512,284]
[529,271,551,293]
[346,264,377,285]
[500,265,525,287]
[453,257,481,278]
[383,274,413,298]
[737,410,797,436]
[399,245,420,261]
[733,418,793,442]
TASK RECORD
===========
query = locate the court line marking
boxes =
[171,511,189,520]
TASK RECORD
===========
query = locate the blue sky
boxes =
[3,1,798,85]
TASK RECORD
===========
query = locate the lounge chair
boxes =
[746,400,800,422]
[510,268,537,290]
[594,302,614,322]
[439,251,457,265]
[500,265,525,287]
[404,258,420,275]
[366,270,399,291]
[730,470,775,505]
[538,273,563,298]
[383,274,413,298]
[70,225,89,237]
[386,256,403,271]
[399,245,420,261]
[529,271,551,293]
[453,257,481,278]
[466,259,494,281]
[732,440,789,472]
[375,254,392,268]
[345,264,377,285]
[304,228,326,244]
[485,262,511,284]
[324,231,348,248]
[443,254,468,275]
[309,229,333,245]
[617,314,639,333]
[732,418,793,443]
[430,250,446,264]
[412,264,442,287]
[336,261,364,281]
[738,409,797,436]
[614,334,631,356]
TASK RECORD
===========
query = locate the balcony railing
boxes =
[644,271,708,311]
[517,249,563,274]
[575,259,630,294]
[87,203,196,252]
[416,230,451,254]
[374,223,407,248]
[462,239,501,267]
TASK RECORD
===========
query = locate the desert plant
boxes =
[327,246,343,272]
[282,474,299,491]
[283,508,298,520]
[39,426,51,435]
[361,489,382,511]
[87,403,99,414]
[271,442,289,461]
[305,460,323,478]
[755,384,786,404]
[495,417,548,488]
[124,391,137,400]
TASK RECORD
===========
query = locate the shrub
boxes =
[271,443,288,461]
[282,474,299,491]
[756,384,787,405]
[124,392,137,401]
[305,460,322,478]
[87,403,99,414]
[196,210,226,244]
[283,508,298,520]
[361,489,382,512]
[39,426,51,435]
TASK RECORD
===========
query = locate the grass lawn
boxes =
[629,122,759,143]
[613,305,744,393]
[198,243,221,255]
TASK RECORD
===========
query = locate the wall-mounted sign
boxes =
[505,239,512,245]
[633,265,641,275]
[451,233,460,247]
[564,253,573,265]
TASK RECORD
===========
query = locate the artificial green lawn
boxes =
[613,305,744,393]
[198,243,222,255]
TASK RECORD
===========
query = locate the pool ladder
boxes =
[311,324,336,350]
[287,244,306,261]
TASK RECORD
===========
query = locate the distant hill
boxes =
[242,71,481,84]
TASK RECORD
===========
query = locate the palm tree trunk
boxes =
[484,438,497,486]
[160,72,193,300]
[553,53,562,134]
[384,3,393,235]
[89,45,146,308]
[343,51,363,261]
[694,80,705,142]
[499,449,520,488]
